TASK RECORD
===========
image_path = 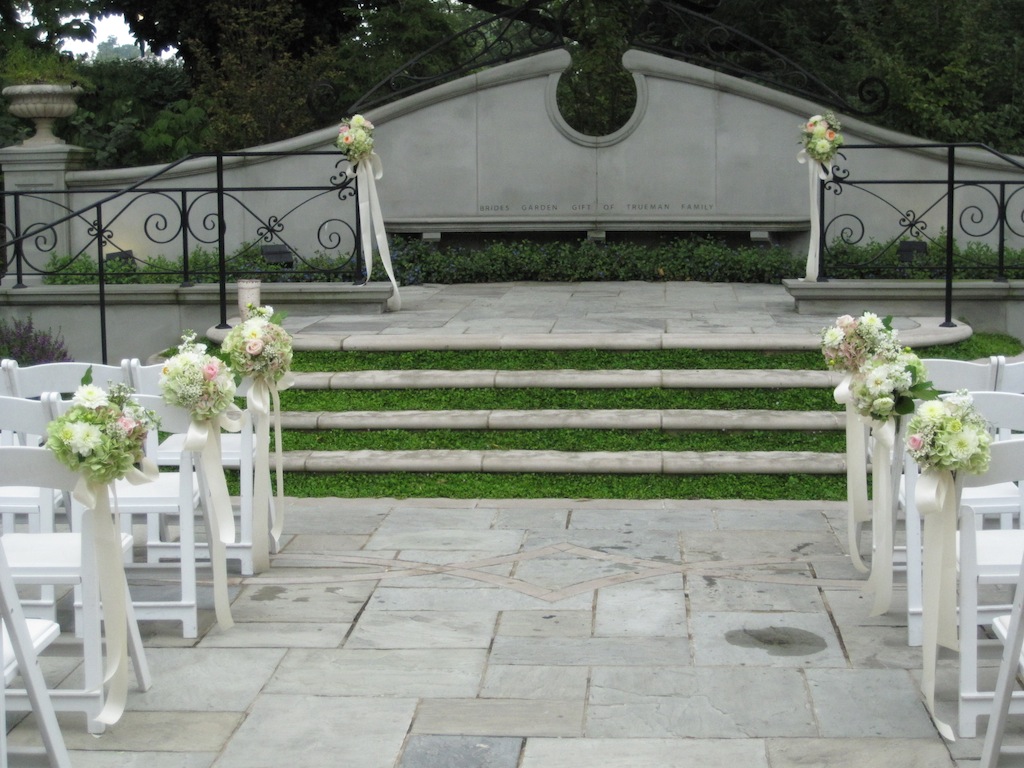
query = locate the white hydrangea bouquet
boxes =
[820,311,901,373]
[221,304,293,383]
[159,331,237,421]
[801,111,844,164]
[336,114,374,164]
[905,391,992,474]
[850,349,936,422]
[46,380,158,485]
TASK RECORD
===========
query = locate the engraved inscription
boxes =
[476,201,715,214]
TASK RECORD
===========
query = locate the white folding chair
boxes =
[3,360,132,402]
[0,446,151,735]
[995,356,1024,394]
[0,535,70,768]
[956,436,1024,737]
[129,358,260,575]
[981,552,1024,767]
[903,357,1001,646]
[0,394,63,535]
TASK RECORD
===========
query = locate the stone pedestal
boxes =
[0,143,91,285]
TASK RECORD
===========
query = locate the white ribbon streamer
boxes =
[798,149,832,281]
[835,376,871,573]
[865,417,903,616]
[182,407,243,631]
[354,153,401,311]
[915,468,959,741]
[72,459,157,725]
[248,373,294,571]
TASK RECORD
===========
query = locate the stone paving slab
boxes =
[28,495,997,767]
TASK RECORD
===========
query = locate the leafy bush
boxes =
[824,234,1024,279]
[389,236,804,285]
[0,316,71,363]
[38,236,803,286]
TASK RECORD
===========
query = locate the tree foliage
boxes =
[5,0,1024,163]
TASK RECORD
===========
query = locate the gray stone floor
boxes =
[12,497,1024,767]
[273,281,968,350]
[13,281,1014,765]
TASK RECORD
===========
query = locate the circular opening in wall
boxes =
[555,44,637,137]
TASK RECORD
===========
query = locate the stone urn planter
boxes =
[2,84,83,146]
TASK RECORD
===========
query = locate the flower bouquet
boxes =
[905,391,992,474]
[159,332,237,421]
[850,349,935,421]
[221,304,293,383]
[801,112,844,164]
[336,114,374,164]
[820,311,900,372]
[46,381,158,485]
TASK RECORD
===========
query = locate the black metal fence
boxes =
[816,142,1024,323]
[1,150,363,359]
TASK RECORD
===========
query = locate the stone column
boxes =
[1,130,90,285]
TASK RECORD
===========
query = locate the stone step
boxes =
[290,368,843,390]
[281,408,844,431]
[276,367,846,477]
[277,449,844,474]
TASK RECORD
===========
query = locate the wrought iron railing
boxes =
[815,142,1024,324]
[1,150,362,361]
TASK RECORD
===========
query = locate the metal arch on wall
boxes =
[307,0,889,124]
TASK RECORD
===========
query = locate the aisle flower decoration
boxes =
[905,391,992,474]
[336,114,375,164]
[908,390,992,738]
[801,112,844,164]
[222,304,294,568]
[45,376,158,726]
[159,331,237,420]
[46,380,157,485]
[820,311,900,372]
[850,349,935,422]
[334,113,401,311]
[158,330,240,630]
[221,304,293,383]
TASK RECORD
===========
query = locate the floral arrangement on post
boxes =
[905,391,992,474]
[158,331,237,421]
[820,311,900,373]
[801,111,844,164]
[46,380,157,485]
[850,349,936,422]
[336,114,375,164]
[220,304,293,383]
[221,304,294,569]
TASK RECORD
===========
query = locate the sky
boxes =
[62,14,137,56]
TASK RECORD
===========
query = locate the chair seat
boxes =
[113,470,202,507]
[2,619,60,685]
[2,532,135,584]
[975,530,1024,579]
[156,433,245,468]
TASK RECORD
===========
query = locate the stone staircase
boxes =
[275,366,847,476]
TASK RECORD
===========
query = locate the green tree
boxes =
[93,34,140,60]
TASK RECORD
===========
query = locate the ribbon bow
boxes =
[354,153,401,311]
[797,148,833,281]
[248,372,294,572]
[915,468,959,741]
[835,376,871,573]
[72,459,157,725]
[183,405,244,630]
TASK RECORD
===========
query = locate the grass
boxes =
[288,332,1023,373]
[277,472,848,501]
[282,428,844,453]
[278,388,840,412]
[268,331,1022,500]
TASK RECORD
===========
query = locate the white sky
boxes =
[62,15,136,55]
